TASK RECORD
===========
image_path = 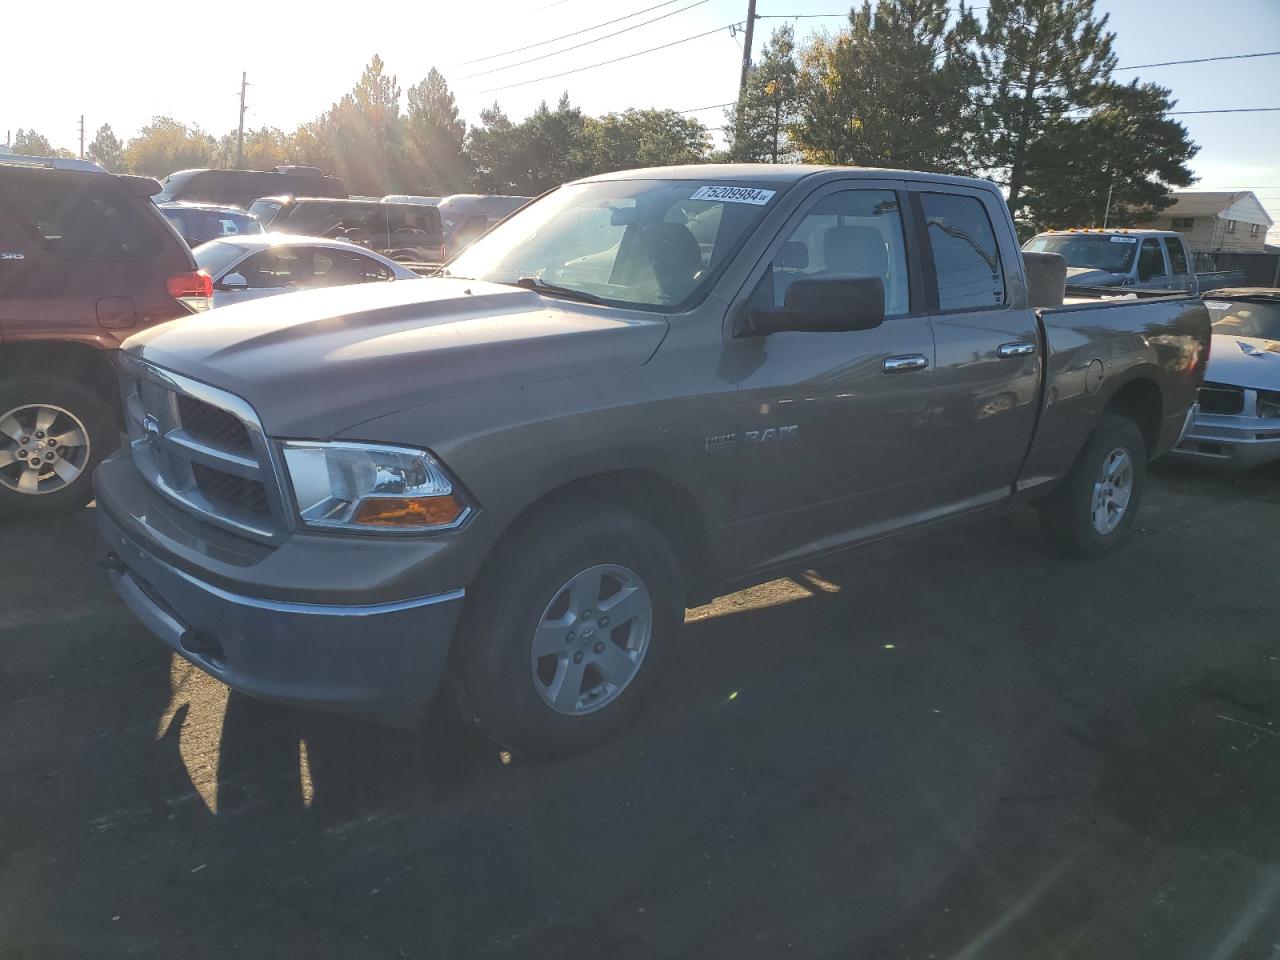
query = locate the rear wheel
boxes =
[455,502,684,757]
[1039,413,1147,559]
[0,378,116,519]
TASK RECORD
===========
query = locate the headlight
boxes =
[281,441,469,531]
[1258,390,1280,419]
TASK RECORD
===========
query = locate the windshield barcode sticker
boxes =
[691,185,776,205]
[1204,301,1233,310]
[1109,236,1138,243]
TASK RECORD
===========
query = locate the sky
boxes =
[5,0,1278,237]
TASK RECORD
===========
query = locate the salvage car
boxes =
[94,165,1210,756]
[1023,228,1198,293]
[1173,288,1280,469]
[195,234,419,308]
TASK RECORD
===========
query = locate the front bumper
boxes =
[1171,406,1280,470]
[95,457,467,721]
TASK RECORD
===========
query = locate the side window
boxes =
[1165,238,1190,275]
[311,249,392,285]
[238,248,311,288]
[920,192,1005,311]
[1137,239,1166,281]
[2,172,162,262]
[752,189,910,318]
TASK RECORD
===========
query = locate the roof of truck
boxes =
[575,163,1002,193]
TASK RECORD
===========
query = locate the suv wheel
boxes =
[0,377,116,519]
[1038,413,1147,558]
[456,502,684,757]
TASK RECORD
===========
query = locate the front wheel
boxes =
[1038,413,1147,559]
[455,503,684,757]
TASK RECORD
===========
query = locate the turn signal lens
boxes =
[351,495,465,527]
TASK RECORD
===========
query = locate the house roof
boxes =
[1158,191,1273,227]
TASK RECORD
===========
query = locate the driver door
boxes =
[723,180,942,575]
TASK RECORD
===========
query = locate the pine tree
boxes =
[87,124,124,170]
[405,68,468,194]
[725,25,800,163]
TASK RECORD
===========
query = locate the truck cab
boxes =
[1023,228,1198,294]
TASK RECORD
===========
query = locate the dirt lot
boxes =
[2,462,1279,959]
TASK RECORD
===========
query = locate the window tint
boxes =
[237,247,313,288]
[311,249,393,286]
[1,172,162,262]
[921,192,1005,311]
[1165,238,1189,275]
[1137,239,1165,281]
[755,189,910,317]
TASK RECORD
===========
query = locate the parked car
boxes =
[194,234,419,308]
[437,194,531,255]
[0,154,209,518]
[1172,288,1280,469]
[1023,228,1199,293]
[384,194,441,206]
[159,201,264,247]
[245,196,446,265]
[95,165,1209,756]
[155,166,345,209]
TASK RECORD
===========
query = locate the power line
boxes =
[459,0,685,65]
[1166,106,1280,115]
[458,0,710,80]
[463,21,741,95]
[1114,50,1279,71]
[676,101,736,113]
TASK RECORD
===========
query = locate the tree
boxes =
[323,55,406,195]
[724,25,800,163]
[584,109,710,173]
[404,68,468,194]
[87,124,123,170]
[790,1,981,172]
[976,0,1116,213]
[1021,80,1198,228]
[11,129,73,158]
[122,117,216,176]
[466,94,591,194]
[216,126,293,171]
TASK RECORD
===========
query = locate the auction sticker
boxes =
[691,185,776,205]
[1204,301,1234,311]
[1109,236,1138,243]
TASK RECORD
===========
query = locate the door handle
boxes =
[883,354,929,373]
[997,342,1037,358]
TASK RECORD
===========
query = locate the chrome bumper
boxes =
[1172,404,1280,470]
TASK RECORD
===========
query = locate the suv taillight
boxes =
[168,270,213,313]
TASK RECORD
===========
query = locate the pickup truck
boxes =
[94,165,1211,756]
[1023,228,1201,293]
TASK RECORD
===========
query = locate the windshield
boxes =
[153,171,195,204]
[194,239,249,276]
[445,180,781,309]
[1024,234,1139,273]
[163,207,263,245]
[1207,298,1280,341]
[247,199,284,227]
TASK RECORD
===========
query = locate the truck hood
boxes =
[1205,334,1280,392]
[1065,267,1126,287]
[123,278,668,436]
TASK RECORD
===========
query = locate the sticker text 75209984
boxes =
[690,185,777,206]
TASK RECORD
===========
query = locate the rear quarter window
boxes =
[1,172,163,262]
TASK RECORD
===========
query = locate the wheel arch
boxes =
[0,341,122,427]
[1100,373,1162,458]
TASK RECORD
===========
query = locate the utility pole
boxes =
[738,0,757,97]
[79,115,85,159]
[1102,183,1113,229]
[234,71,248,168]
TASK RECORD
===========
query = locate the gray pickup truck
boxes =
[94,165,1211,755]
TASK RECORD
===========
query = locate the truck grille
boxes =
[1198,382,1244,416]
[176,394,253,453]
[118,357,286,542]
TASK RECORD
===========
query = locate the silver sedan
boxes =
[1173,288,1280,469]
[194,234,421,309]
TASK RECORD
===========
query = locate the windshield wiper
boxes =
[513,276,605,305]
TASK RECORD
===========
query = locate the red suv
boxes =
[0,155,210,518]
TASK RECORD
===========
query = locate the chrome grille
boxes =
[118,356,287,542]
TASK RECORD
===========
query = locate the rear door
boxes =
[1162,236,1196,292]
[727,178,941,572]
[1134,237,1170,289]
[910,184,1041,511]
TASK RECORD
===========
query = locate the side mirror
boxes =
[219,272,248,290]
[742,275,885,337]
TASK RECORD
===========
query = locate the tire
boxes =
[455,502,684,757]
[0,377,117,520]
[1038,413,1147,559]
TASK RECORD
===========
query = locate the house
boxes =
[1134,191,1274,254]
